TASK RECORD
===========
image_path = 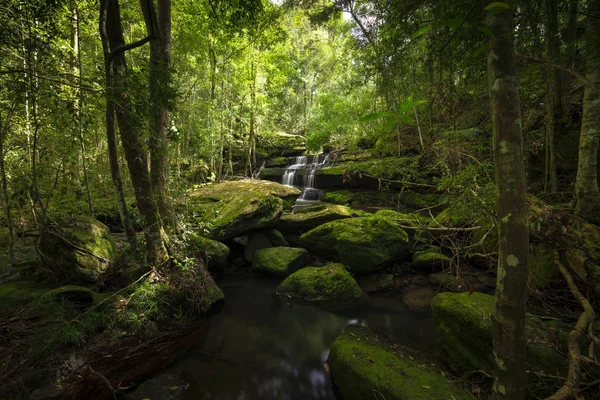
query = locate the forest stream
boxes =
[163,274,437,400]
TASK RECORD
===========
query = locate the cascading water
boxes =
[281,154,330,204]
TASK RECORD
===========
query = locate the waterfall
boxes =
[281,154,330,203]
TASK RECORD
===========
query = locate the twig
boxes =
[516,53,599,90]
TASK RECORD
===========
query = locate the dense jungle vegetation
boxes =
[1,0,600,399]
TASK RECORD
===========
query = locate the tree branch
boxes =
[107,35,155,63]
[515,53,599,90]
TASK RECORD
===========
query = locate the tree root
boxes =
[545,250,597,400]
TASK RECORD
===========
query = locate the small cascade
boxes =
[281,154,330,205]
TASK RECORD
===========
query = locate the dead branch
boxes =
[545,250,596,400]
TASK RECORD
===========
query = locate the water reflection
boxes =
[166,275,437,400]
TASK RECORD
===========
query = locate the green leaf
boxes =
[384,116,399,131]
[441,18,470,29]
[484,2,511,13]
[411,25,432,39]
[358,111,396,122]
[473,45,488,57]
[398,97,414,113]
[477,26,494,38]
[400,114,414,124]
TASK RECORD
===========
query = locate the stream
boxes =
[164,273,439,400]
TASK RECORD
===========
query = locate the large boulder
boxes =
[431,292,568,397]
[300,217,409,274]
[188,180,300,240]
[252,247,309,276]
[276,263,363,301]
[38,217,117,283]
[188,235,230,274]
[276,204,366,233]
[327,324,474,400]
[412,252,451,272]
[244,229,288,262]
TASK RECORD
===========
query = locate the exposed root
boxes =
[545,250,597,400]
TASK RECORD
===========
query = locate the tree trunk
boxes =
[140,0,171,221]
[544,0,560,193]
[485,2,529,399]
[574,0,600,224]
[563,0,579,112]
[71,1,94,216]
[99,0,138,249]
[0,111,15,265]
[104,0,168,265]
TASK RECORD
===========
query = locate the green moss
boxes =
[327,324,474,400]
[322,190,357,204]
[0,281,48,311]
[252,247,309,276]
[189,234,230,273]
[38,216,116,283]
[202,282,225,309]
[265,157,288,167]
[431,292,567,397]
[42,285,95,305]
[529,242,559,289]
[300,217,409,274]
[277,204,366,233]
[276,263,363,301]
[381,274,394,290]
[259,167,286,177]
[428,272,467,292]
[188,180,298,240]
[412,252,451,272]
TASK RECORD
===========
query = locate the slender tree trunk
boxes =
[485,2,529,399]
[0,112,15,265]
[574,0,600,224]
[140,0,170,221]
[104,0,167,265]
[544,0,560,193]
[71,1,94,215]
[563,0,579,112]
[217,77,225,183]
[99,0,138,248]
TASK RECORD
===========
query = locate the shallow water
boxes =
[165,273,438,400]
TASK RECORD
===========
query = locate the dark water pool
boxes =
[165,274,438,400]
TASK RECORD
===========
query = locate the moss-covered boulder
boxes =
[38,217,117,283]
[202,281,225,311]
[276,263,363,301]
[252,247,309,276]
[403,288,437,312]
[189,234,230,274]
[327,324,474,400]
[431,292,567,397]
[188,180,300,240]
[42,285,95,306]
[412,252,451,272]
[277,203,366,233]
[300,217,409,274]
[428,272,467,292]
[244,229,288,262]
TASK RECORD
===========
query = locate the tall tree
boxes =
[140,0,171,221]
[544,0,560,193]
[574,0,600,224]
[485,1,529,399]
[102,0,168,265]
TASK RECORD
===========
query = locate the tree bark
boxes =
[544,0,560,193]
[100,0,138,249]
[563,0,579,112]
[140,0,171,221]
[485,2,529,399]
[0,111,15,265]
[574,0,600,224]
[104,0,168,265]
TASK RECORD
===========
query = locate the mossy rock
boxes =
[202,281,225,311]
[431,292,567,397]
[403,288,437,313]
[300,217,409,274]
[0,281,48,307]
[188,180,300,240]
[265,157,288,167]
[259,167,286,177]
[42,285,95,306]
[428,272,467,292]
[38,217,117,283]
[189,234,230,274]
[327,324,475,400]
[244,229,288,262]
[252,247,309,276]
[412,252,451,272]
[276,263,363,301]
[277,203,367,233]
[374,209,432,244]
